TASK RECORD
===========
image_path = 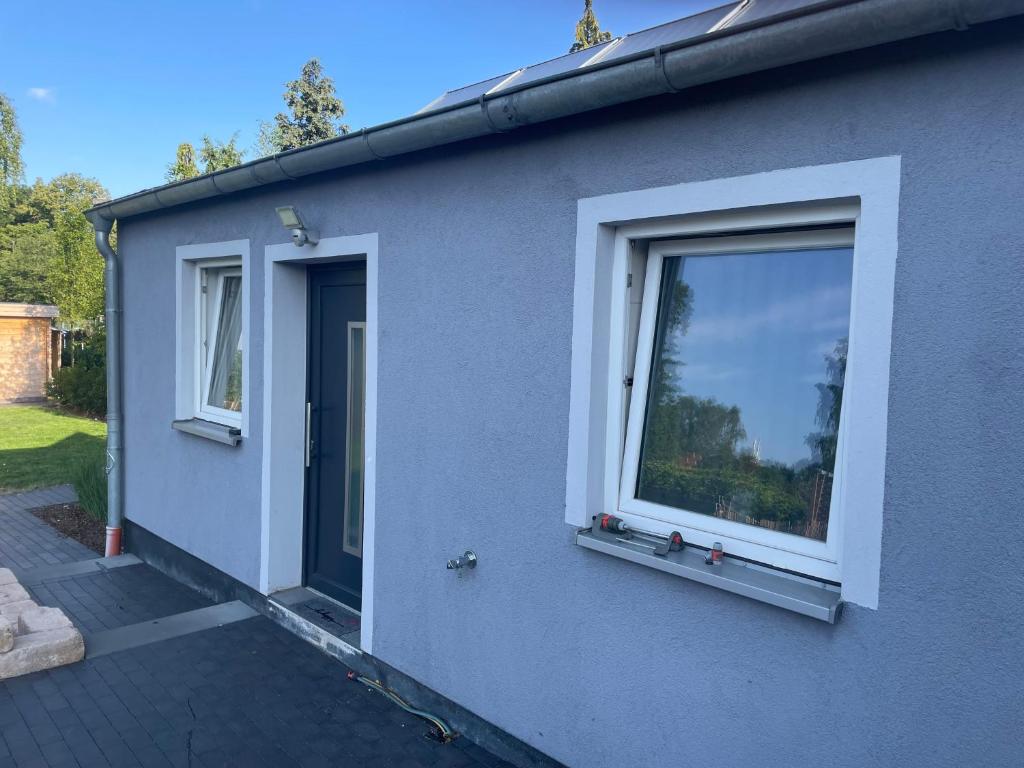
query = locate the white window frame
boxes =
[196,262,243,428]
[617,228,854,581]
[175,240,250,436]
[567,158,901,609]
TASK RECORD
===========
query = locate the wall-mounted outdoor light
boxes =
[276,206,319,247]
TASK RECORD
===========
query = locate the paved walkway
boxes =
[0,487,93,570]
[0,488,513,768]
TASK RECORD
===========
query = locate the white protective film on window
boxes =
[205,273,244,413]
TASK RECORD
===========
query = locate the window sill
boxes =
[576,526,842,623]
[171,418,242,446]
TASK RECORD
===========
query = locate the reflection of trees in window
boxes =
[648,257,693,400]
[224,349,243,411]
[637,255,849,543]
[806,338,847,469]
[643,395,745,469]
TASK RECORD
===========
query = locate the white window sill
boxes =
[172,418,242,446]
[576,525,842,624]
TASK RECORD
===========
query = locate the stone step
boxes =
[0,566,85,679]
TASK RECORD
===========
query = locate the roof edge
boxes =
[0,302,60,318]
[87,0,1024,224]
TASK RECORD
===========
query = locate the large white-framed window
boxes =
[175,240,250,439]
[567,158,901,609]
[616,227,854,582]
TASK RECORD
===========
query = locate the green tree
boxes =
[0,174,107,315]
[44,173,109,325]
[0,93,25,221]
[265,58,349,153]
[0,222,58,302]
[166,142,200,182]
[199,133,245,173]
[569,0,613,53]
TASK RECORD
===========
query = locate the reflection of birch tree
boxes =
[649,258,694,404]
[806,338,848,471]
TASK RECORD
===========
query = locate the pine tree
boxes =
[166,143,200,182]
[270,58,349,152]
[570,0,613,53]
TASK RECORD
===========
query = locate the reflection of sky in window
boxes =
[666,247,853,466]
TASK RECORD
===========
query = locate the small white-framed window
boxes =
[196,261,244,427]
[175,240,250,439]
[567,158,901,609]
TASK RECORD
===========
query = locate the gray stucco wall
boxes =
[117,22,1024,768]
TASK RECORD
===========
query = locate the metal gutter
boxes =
[87,0,1024,225]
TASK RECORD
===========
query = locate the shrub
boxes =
[48,329,106,416]
[48,366,106,416]
[71,459,108,523]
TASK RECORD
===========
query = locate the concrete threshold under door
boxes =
[268,587,362,661]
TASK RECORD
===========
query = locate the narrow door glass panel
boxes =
[636,246,853,542]
[343,322,366,557]
[206,274,243,412]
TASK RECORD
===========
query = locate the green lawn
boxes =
[0,405,107,491]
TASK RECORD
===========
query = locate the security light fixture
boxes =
[276,206,319,247]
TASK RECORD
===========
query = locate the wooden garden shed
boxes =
[0,303,60,403]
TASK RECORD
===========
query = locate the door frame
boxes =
[261,233,379,653]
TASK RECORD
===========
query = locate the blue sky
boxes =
[0,0,719,199]
[656,247,853,466]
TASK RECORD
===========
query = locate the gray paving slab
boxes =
[85,601,258,658]
[14,555,142,586]
[25,564,213,636]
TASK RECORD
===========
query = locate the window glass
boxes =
[344,322,366,557]
[206,273,243,413]
[636,245,853,542]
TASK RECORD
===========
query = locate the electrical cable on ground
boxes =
[347,671,455,742]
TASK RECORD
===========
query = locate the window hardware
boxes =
[577,524,842,623]
[705,541,724,566]
[623,376,633,388]
[627,273,633,288]
[591,515,683,557]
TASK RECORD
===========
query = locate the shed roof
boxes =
[0,303,60,319]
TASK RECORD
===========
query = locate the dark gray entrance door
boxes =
[305,262,367,610]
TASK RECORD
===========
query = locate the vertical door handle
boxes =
[305,401,313,468]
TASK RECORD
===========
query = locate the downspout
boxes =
[85,212,123,557]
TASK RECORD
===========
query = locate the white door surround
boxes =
[260,233,379,654]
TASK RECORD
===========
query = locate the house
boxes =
[83,2,1024,766]
[0,303,60,403]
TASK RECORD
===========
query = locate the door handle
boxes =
[305,401,313,468]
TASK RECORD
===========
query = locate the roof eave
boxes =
[86,0,1024,224]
